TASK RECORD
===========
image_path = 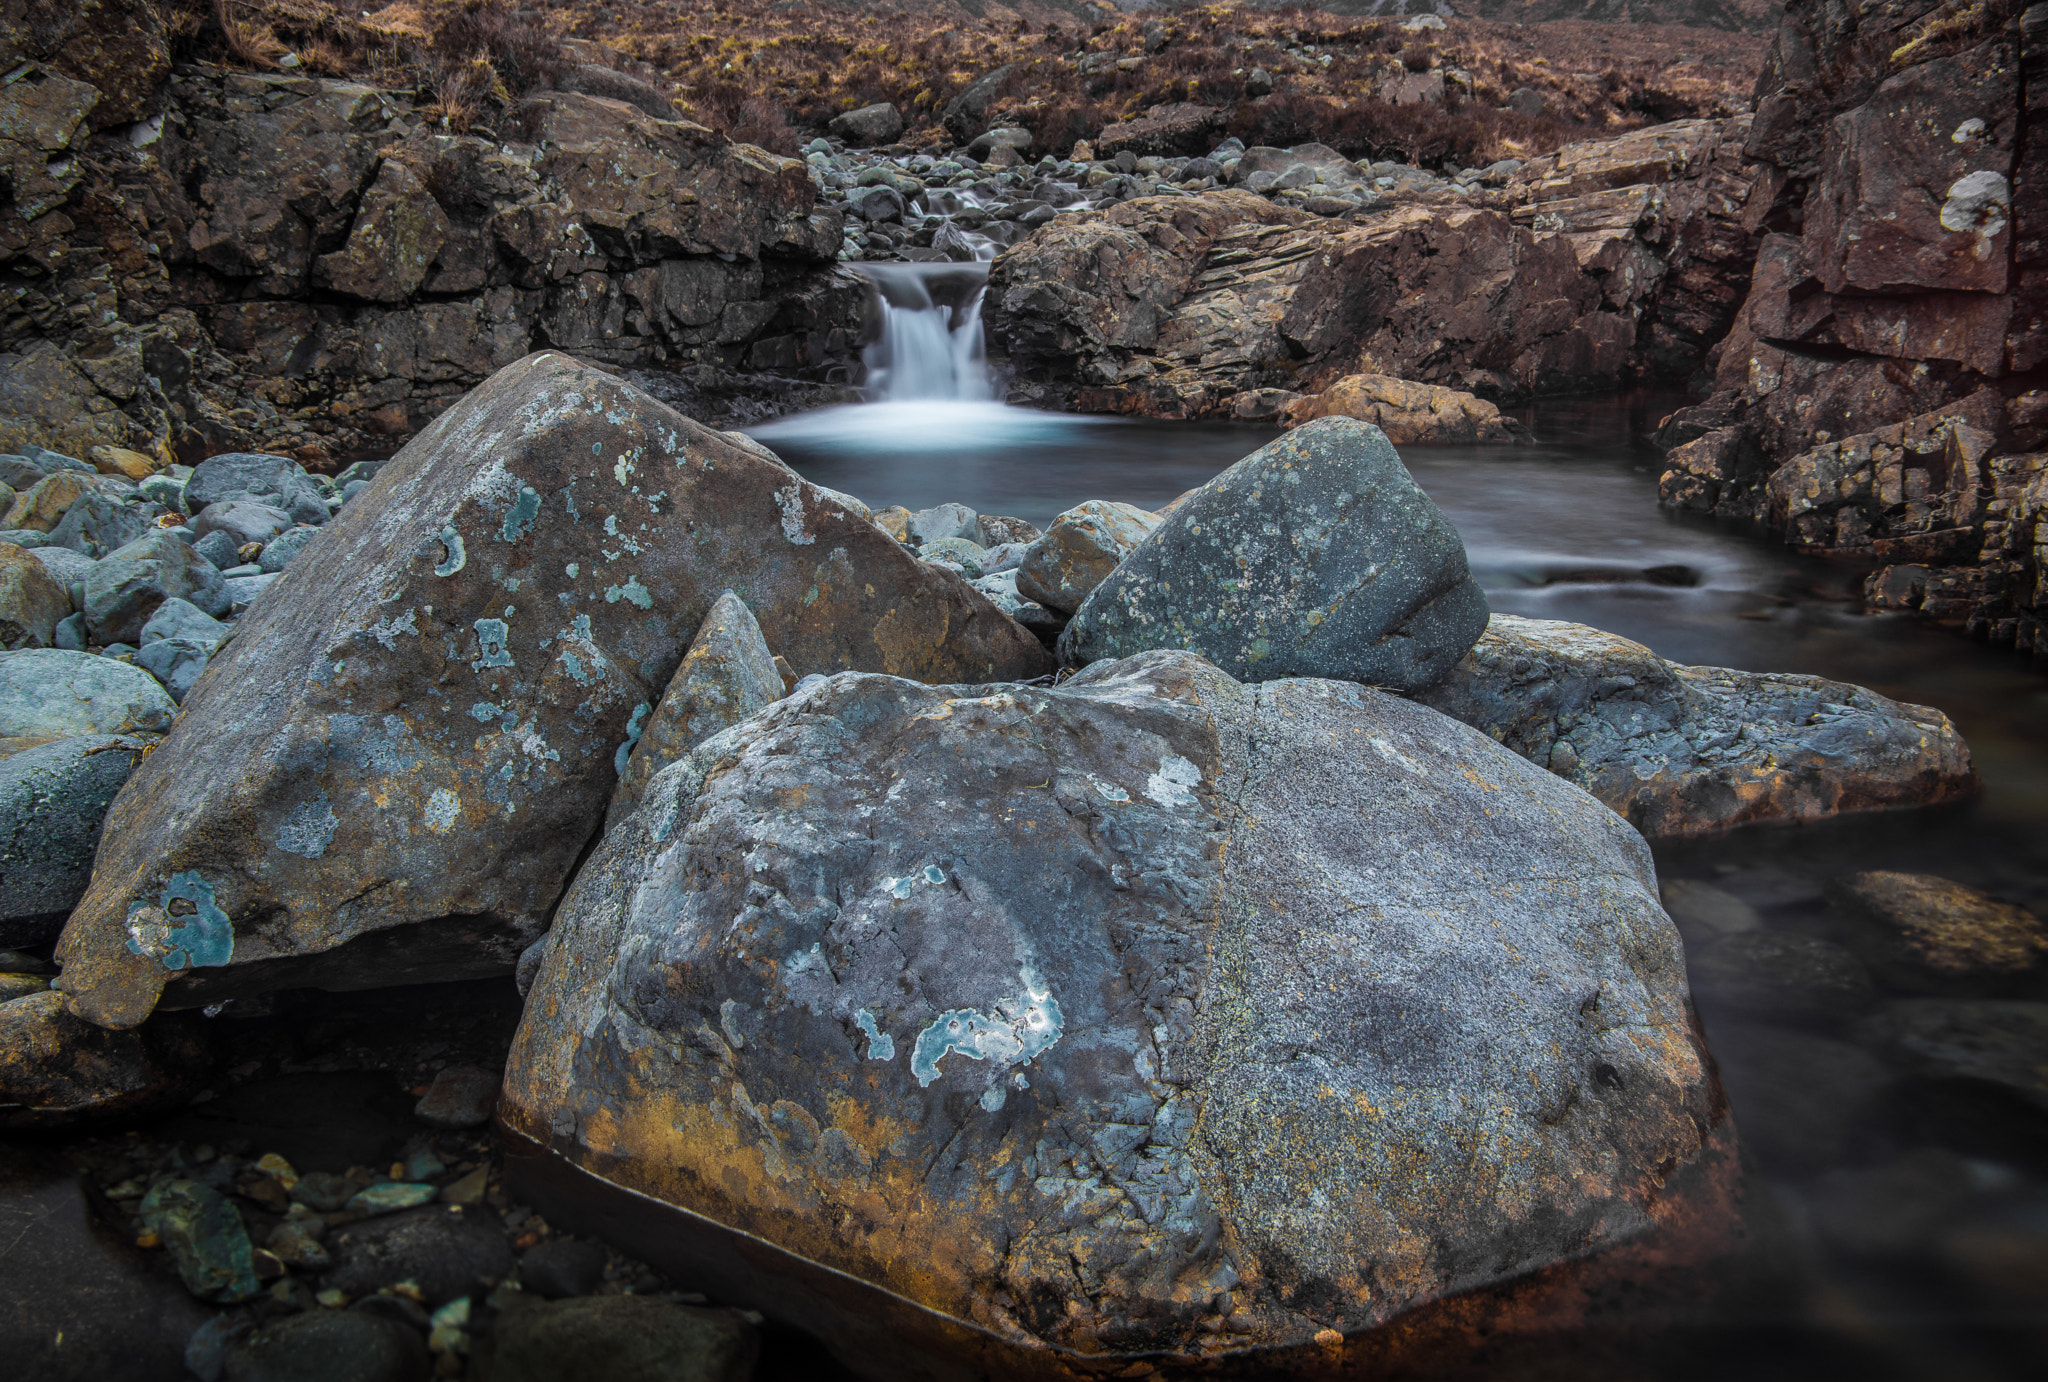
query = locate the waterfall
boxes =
[854,264,994,402]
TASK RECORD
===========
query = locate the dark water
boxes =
[754,392,2048,1379]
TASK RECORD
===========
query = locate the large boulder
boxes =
[0,649,176,755]
[53,353,1050,1029]
[1060,418,1489,692]
[183,453,329,529]
[502,650,1732,1379]
[828,102,905,146]
[0,735,150,941]
[1416,615,1978,839]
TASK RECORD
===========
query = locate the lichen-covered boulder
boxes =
[54,352,1050,1029]
[1417,615,1977,838]
[1059,419,1489,691]
[502,650,1728,1379]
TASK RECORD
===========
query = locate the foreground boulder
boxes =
[1417,615,1977,838]
[502,650,1730,1377]
[1060,418,1489,691]
[54,353,1049,1029]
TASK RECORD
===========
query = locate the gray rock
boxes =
[184,453,328,528]
[191,529,242,571]
[1854,1000,2048,1112]
[828,102,904,146]
[979,541,1028,574]
[0,649,176,753]
[220,572,278,614]
[84,531,230,644]
[1416,615,1978,839]
[321,1206,516,1306]
[1016,500,1159,615]
[222,1309,429,1382]
[20,445,92,476]
[0,529,50,548]
[516,1238,609,1299]
[413,1062,498,1129]
[139,597,227,648]
[32,545,96,608]
[850,185,905,223]
[613,590,782,816]
[1061,420,1487,691]
[976,514,1040,548]
[917,536,989,577]
[53,613,86,650]
[471,1295,758,1382]
[137,1178,262,1303]
[1507,86,1546,117]
[554,64,675,123]
[136,599,227,702]
[965,126,1033,157]
[968,568,1062,634]
[906,502,979,546]
[192,501,292,549]
[138,473,186,510]
[941,64,1016,144]
[49,494,152,558]
[502,650,1726,1375]
[0,735,149,931]
[1659,879,1763,942]
[1230,143,1366,189]
[0,456,45,490]
[257,524,322,573]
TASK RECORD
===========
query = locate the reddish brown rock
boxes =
[1093,101,1223,158]
[1282,374,1528,444]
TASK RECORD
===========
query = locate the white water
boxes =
[854,263,994,402]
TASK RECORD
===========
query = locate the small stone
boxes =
[258,525,322,574]
[1828,872,2048,991]
[184,453,329,529]
[414,1064,499,1130]
[1660,880,1764,941]
[828,102,904,146]
[348,1182,440,1216]
[191,501,292,550]
[292,1171,359,1214]
[870,505,911,541]
[1015,500,1160,614]
[267,1218,332,1270]
[918,536,990,577]
[138,1178,264,1303]
[516,1237,608,1299]
[221,1309,431,1382]
[192,530,241,570]
[906,502,979,546]
[438,1166,488,1206]
[403,1145,447,1182]
[1688,932,1879,1021]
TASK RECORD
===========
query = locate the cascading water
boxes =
[853,263,994,402]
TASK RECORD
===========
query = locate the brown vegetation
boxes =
[158,2,1767,168]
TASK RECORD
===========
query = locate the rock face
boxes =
[1281,373,1530,444]
[502,650,1728,1378]
[0,25,854,465]
[53,353,1049,1030]
[1416,615,1978,839]
[1658,0,2048,662]
[1061,419,1489,692]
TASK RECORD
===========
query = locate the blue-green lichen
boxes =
[501,486,542,542]
[124,872,233,971]
[471,618,514,671]
[434,527,466,577]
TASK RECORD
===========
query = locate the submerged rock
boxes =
[137,1178,263,1303]
[612,590,783,816]
[54,353,1048,1030]
[1827,872,2048,992]
[321,1205,516,1306]
[1417,614,1978,839]
[220,1310,429,1382]
[503,650,1728,1377]
[471,1295,758,1382]
[1061,419,1489,691]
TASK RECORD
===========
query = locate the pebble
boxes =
[414,1063,499,1129]
[348,1181,440,1215]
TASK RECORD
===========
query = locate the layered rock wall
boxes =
[0,11,857,466]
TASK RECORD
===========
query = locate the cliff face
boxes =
[0,8,859,468]
[1659,0,2048,665]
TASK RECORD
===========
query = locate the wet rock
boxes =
[414,1063,499,1129]
[0,735,150,932]
[191,502,293,550]
[322,1205,516,1305]
[222,1309,430,1382]
[184,454,329,530]
[1826,872,2048,992]
[516,1238,608,1299]
[83,532,230,644]
[828,102,904,146]
[1063,420,1488,692]
[850,185,905,223]
[136,1178,263,1303]
[1855,1000,2048,1114]
[53,353,1047,1030]
[0,649,176,755]
[473,1295,758,1382]
[1687,932,1878,1022]
[292,1172,360,1214]
[1659,879,1763,941]
[1281,373,1530,445]
[0,544,71,648]
[1012,500,1158,615]
[347,1182,439,1215]
[1417,615,1979,839]
[502,650,1727,1374]
[614,591,782,816]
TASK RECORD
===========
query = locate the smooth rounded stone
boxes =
[52,353,1048,1031]
[0,455,43,489]
[828,102,904,146]
[502,650,1731,1376]
[192,500,292,549]
[292,1171,359,1214]
[140,596,226,647]
[191,529,241,570]
[83,531,230,644]
[1014,499,1160,615]
[968,568,1063,634]
[322,1205,516,1305]
[472,1295,757,1382]
[1508,86,1547,117]
[1660,879,1763,941]
[0,543,71,648]
[516,1237,608,1299]
[850,184,905,223]
[0,648,176,754]
[48,493,154,558]
[1826,872,2048,991]
[138,471,187,509]
[347,1182,439,1215]
[257,524,322,573]
[613,591,783,816]
[1062,420,1488,691]
[1854,1000,2048,1113]
[906,501,979,546]
[137,1177,262,1303]
[2,472,93,532]
[413,1062,499,1129]
[184,453,329,528]
[1706,1024,1896,1170]
[0,989,209,1129]
[221,1309,430,1382]
[0,971,48,999]
[1417,615,1978,839]
[916,535,989,577]
[1687,932,1878,1021]
[0,735,150,928]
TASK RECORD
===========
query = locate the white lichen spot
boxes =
[604,577,653,609]
[1953,117,1986,144]
[424,788,461,833]
[366,608,419,650]
[1940,170,2011,256]
[776,483,816,546]
[855,1009,896,1061]
[275,793,340,858]
[566,562,579,577]
[1144,754,1201,807]
[1089,774,1131,803]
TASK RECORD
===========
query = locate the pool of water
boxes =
[754,391,2048,1379]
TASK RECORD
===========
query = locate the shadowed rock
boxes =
[612,590,783,816]
[0,990,209,1129]
[53,352,1049,1030]
[502,650,1728,1378]
[1827,872,2048,992]
[1,735,150,937]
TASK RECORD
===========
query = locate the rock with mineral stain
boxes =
[612,590,783,816]
[54,352,1047,1032]
[136,1177,263,1303]
[1417,615,1978,839]
[1061,419,1488,691]
[1014,500,1159,614]
[1282,373,1531,445]
[503,650,1728,1377]
[1828,872,2048,993]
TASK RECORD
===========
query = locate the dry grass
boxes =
[161,1,1768,166]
